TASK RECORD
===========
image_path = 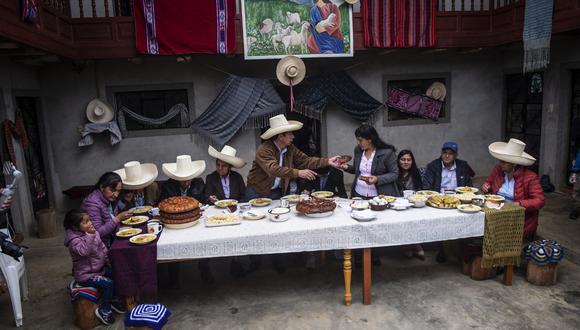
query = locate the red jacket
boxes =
[483,164,545,238]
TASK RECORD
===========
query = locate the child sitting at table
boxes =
[63,210,125,326]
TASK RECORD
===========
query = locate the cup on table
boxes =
[280,198,290,208]
[239,203,251,211]
[444,190,456,196]
[149,207,160,217]
[147,220,163,234]
[403,190,415,198]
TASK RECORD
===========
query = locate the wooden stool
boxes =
[73,298,100,330]
[526,262,558,286]
[466,256,497,281]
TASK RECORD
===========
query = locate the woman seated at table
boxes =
[81,172,133,246]
[114,161,160,211]
[397,150,425,260]
[340,124,398,266]
[481,138,545,239]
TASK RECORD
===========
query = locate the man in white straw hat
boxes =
[114,161,159,211]
[246,114,342,200]
[481,138,545,239]
[159,155,214,284]
[205,145,246,204]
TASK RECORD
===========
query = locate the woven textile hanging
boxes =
[362,0,437,48]
[523,0,554,73]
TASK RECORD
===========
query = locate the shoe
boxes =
[200,269,215,285]
[404,250,413,259]
[569,210,579,220]
[436,250,447,263]
[111,299,126,314]
[229,261,246,279]
[95,308,115,326]
[415,250,425,261]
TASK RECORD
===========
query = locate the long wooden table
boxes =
[157,200,485,305]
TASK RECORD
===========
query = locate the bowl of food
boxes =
[456,192,476,204]
[214,199,238,208]
[484,195,505,209]
[129,233,157,245]
[350,200,369,211]
[391,198,413,210]
[116,227,142,238]
[129,205,153,215]
[369,198,389,211]
[250,198,273,207]
[268,207,291,222]
[455,186,479,194]
[311,191,334,199]
[122,215,149,226]
[407,194,428,208]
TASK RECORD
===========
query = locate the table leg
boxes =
[343,249,352,306]
[503,265,514,286]
[125,296,137,311]
[363,248,372,305]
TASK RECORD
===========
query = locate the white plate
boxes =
[163,219,200,229]
[249,198,273,207]
[129,233,157,245]
[116,228,142,238]
[351,210,376,221]
[214,199,238,208]
[242,211,265,220]
[205,219,242,227]
[122,215,149,226]
[457,204,482,213]
[304,211,334,218]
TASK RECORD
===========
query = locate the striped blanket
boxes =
[362,0,437,48]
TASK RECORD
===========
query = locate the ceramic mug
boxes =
[147,221,163,235]
[403,190,415,198]
[149,207,160,217]
[280,198,290,208]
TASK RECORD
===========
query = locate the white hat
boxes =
[276,55,306,86]
[86,98,114,123]
[345,0,359,4]
[260,114,303,140]
[208,145,246,168]
[488,138,536,166]
[426,82,447,101]
[114,161,158,190]
[162,155,206,181]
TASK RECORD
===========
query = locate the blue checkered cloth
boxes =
[524,239,564,265]
[124,304,170,330]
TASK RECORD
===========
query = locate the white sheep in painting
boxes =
[247,36,257,49]
[272,24,294,48]
[286,12,301,26]
[259,18,273,35]
[282,22,310,54]
[318,13,336,29]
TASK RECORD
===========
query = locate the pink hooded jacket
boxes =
[64,229,108,282]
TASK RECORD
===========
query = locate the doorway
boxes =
[569,70,580,184]
[15,96,50,212]
[505,73,543,173]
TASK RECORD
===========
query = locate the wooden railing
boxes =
[1,0,580,59]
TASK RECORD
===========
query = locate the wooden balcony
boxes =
[1,0,580,60]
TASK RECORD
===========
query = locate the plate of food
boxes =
[456,192,476,203]
[351,209,376,221]
[122,216,149,226]
[455,186,479,194]
[242,211,266,220]
[205,214,241,227]
[457,204,482,213]
[214,199,238,208]
[116,227,142,238]
[129,233,157,245]
[376,195,397,203]
[416,190,440,196]
[426,195,460,209]
[249,198,272,207]
[296,199,336,217]
[129,205,153,214]
[485,194,506,202]
[350,200,369,211]
[311,191,334,199]
[282,195,300,203]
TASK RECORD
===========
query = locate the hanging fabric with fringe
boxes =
[191,75,286,148]
[523,0,554,73]
[294,71,383,122]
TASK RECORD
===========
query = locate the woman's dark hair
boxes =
[63,209,85,230]
[397,150,422,188]
[94,172,122,191]
[354,124,395,151]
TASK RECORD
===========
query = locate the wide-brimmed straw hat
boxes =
[260,114,303,140]
[208,145,246,168]
[86,98,115,123]
[426,82,447,101]
[488,138,536,166]
[114,161,158,190]
[276,55,306,86]
[162,155,206,181]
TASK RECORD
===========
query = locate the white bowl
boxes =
[268,207,291,222]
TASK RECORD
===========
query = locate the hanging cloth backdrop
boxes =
[191,75,286,148]
[386,87,443,120]
[133,0,235,55]
[294,71,384,122]
[362,0,437,48]
[522,0,554,73]
[117,103,189,131]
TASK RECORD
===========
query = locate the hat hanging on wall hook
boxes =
[85,61,114,123]
[276,55,306,112]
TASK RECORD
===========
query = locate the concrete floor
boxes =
[1,192,580,329]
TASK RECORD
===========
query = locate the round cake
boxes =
[158,196,201,226]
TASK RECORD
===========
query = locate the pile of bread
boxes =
[158,196,201,226]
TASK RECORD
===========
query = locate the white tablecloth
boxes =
[157,202,484,261]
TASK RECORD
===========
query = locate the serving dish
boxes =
[122,216,149,226]
[129,233,157,245]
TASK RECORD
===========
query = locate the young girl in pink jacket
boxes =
[64,210,125,325]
